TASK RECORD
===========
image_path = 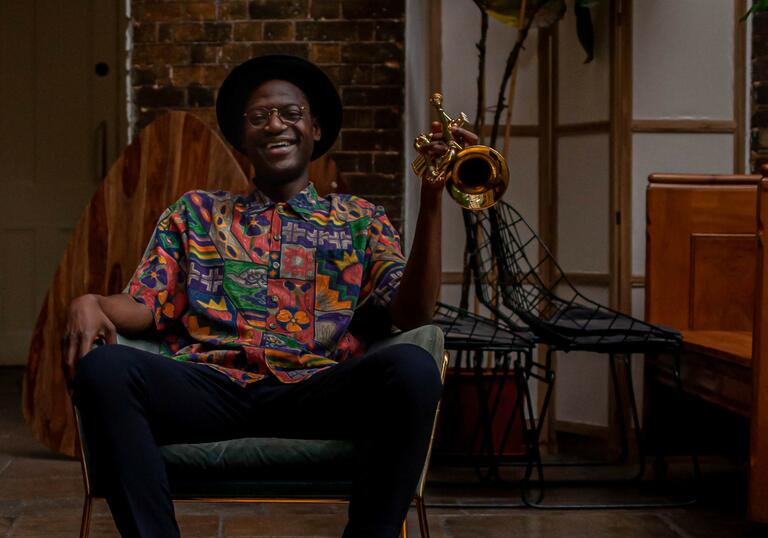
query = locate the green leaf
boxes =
[575,3,595,63]
[742,0,768,21]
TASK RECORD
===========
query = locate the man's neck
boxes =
[252,177,310,203]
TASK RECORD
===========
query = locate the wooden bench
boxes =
[645,173,766,521]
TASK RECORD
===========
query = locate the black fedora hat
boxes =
[216,54,342,160]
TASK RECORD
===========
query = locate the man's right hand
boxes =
[61,294,118,386]
[61,293,154,387]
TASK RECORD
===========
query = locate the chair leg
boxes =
[609,353,629,463]
[622,354,646,480]
[79,496,93,538]
[415,497,431,538]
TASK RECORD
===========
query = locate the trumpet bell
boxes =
[446,145,509,210]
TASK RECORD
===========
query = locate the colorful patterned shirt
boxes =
[127,183,406,385]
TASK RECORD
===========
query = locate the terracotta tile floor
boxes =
[1,367,763,537]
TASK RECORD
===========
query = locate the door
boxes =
[0,0,126,364]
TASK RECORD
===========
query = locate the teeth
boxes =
[267,141,293,149]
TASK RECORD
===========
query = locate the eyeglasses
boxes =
[242,105,306,128]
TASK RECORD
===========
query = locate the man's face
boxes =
[240,79,321,186]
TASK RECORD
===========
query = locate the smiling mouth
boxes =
[265,140,296,149]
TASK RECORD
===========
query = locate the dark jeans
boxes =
[72,342,442,538]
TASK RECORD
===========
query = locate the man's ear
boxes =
[312,118,321,142]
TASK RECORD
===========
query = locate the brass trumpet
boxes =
[412,93,509,210]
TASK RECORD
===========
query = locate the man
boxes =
[64,55,477,537]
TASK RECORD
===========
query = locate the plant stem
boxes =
[473,2,489,140]
[489,0,546,148]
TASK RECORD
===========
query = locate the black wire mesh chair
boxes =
[463,202,698,509]
[432,301,538,488]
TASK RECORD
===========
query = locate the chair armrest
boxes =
[366,324,445,367]
[116,333,161,355]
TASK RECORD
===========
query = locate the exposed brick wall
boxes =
[752,10,768,172]
[130,0,405,226]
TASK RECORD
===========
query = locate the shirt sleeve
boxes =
[358,205,406,309]
[126,200,189,331]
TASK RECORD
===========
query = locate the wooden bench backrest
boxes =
[646,174,761,331]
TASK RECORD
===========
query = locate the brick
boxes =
[345,173,402,195]
[160,22,231,42]
[159,23,205,42]
[250,42,309,58]
[341,0,404,19]
[341,129,401,151]
[374,20,403,41]
[373,153,402,175]
[341,42,403,63]
[133,3,185,22]
[755,84,768,106]
[310,0,340,19]
[372,63,403,85]
[296,21,360,41]
[753,108,768,128]
[373,107,402,129]
[341,108,373,129]
[188,85,215,106]
[754,37,768,58]
[183,2,218,19]
[132,22,157,43]
[131,67,157,86]
[133,44,190,65]
[264,21,294,41]
[309,43,340,63]
[171,64,229,86]
[191,44,222,64]
[248,0,309,19]
[222,43,257,63]
[204,22,233,41]
[220,1,249,19]
[342,86,402,106]
[135,86,186,107]
[333,152,373,173]
[755,56,768,81]
[356,21,375,41]
[754,12,768,36]
[324,64,372,85]
[233,21,263,40]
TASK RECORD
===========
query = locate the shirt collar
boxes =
[245,182,321,221]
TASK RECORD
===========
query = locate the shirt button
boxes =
[271,261,280,269]
[269,322,276,329]
[273,233,280,241]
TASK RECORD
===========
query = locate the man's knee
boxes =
[72,344,141,400]
[377,344,442,406]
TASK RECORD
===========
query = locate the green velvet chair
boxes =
[75,325,448,538]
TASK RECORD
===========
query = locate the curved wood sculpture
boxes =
[23,112,252,456]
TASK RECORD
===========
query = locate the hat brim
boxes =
[216,55,342,161]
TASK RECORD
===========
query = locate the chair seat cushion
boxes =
[160,438,358,499]
[160,437,357,481]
